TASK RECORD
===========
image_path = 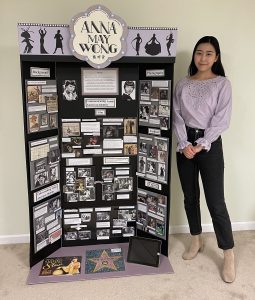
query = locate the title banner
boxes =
[69,5,128,68]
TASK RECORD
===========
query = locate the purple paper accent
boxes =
[18,24,72,56]
[126,28,177,57]
[27,243,174,284]
[17,24,177,58]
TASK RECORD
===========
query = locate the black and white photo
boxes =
[62,80,78,101]
[121,80,136,101]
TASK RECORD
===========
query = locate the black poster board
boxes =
[19,17,176,266]
[20,55,174,267]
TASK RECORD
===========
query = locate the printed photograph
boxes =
[81,213,91,222]
[97,212,110,221]
[34,158,47,173]
[158,162,166,181]
[121,81,136,101]
[149,104,159,117]
[103,125,120,138]
[139,105,150,121]
[34,171,48,188]
[49,113,58,128]
[28,114,40,132]
[159,88,169,100]
[124,144,137,155]
[64,231,78,241]
[138,155,146,173]
[79,187,95,201]
[160,117,169,130]
[140,81,151,100]
[66,171,76,184]
[62,122,80,137]
[102,193,114,201]
[66,193,79,202]
[96,229,110,238]
[146,160,157,175]
[84,135,101,147]
[102,169,114,181]
[27,85,41,102]
[40,114,48,126]
[113,219,127,228]
[78,168,91,177]
[46,96,58,113]
[49,165,58,182]
[62,80,78,101]
[78,231,91,240]
[114,177,133,192]
[102,183,114,193]
[124,118,137,135]
[150,87,159,101]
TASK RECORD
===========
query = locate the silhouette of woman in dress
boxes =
[39,28,48,54]
[21,28,34,53]
[145,34,161,56]
[166,32,174,56]
[53,30,64,54]
[131,33,142,55]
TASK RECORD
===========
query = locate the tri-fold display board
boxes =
[18,5,178,267]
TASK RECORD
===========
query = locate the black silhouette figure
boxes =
[166,32,174,56]
[39,28,48,54]
[53,30,64,54]
[145,34,161,56]
[21,27,34,54]
[131,33,142,55]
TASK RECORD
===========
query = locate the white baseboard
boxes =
[0,234,30,245]
[0,222,254,245]
[169,221,255,234]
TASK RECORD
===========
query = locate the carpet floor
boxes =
[0,231,254,300]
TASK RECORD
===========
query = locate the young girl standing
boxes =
[173,36,235,283]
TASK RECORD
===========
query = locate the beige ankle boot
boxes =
[222,249,235,283]
[182,234,204,260]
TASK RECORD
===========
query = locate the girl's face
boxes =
[194,43,218,74]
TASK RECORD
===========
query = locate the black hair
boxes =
[64,80,76,88]
[124,81,135,88]
[188,36,225,77]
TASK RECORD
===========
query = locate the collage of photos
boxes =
[139,80,171,130]
[33,196,62,253]
[29,136,60,191]
[136,189,167,239]
[61,117,137,157]
[101,166,133,202]
[63,166,95,202]
[26,80,58,133]
[63,205,136,241]
[137,134,169,183]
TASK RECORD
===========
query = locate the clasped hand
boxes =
[183,144,203,159]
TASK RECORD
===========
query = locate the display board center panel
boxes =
[56,62,139,247]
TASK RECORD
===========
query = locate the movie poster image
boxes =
[40,256,82,276]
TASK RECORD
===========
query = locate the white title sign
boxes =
[69,5,128,68]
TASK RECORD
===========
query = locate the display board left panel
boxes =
[20,60,62,267]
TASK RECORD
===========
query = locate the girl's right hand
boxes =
[183,145,196,159]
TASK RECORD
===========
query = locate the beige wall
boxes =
[1,0,255,236]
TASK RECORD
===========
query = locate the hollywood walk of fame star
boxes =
[88,250,122,272]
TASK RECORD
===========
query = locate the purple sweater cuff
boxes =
[195,138,211,151]
[177,141,191,152]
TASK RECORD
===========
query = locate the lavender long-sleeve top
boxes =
[173,76,232,151]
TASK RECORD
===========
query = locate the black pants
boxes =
[176,127,234,250]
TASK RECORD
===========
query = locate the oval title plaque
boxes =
[70,5,128,68]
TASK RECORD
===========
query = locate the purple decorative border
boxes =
[18,23,177,58]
